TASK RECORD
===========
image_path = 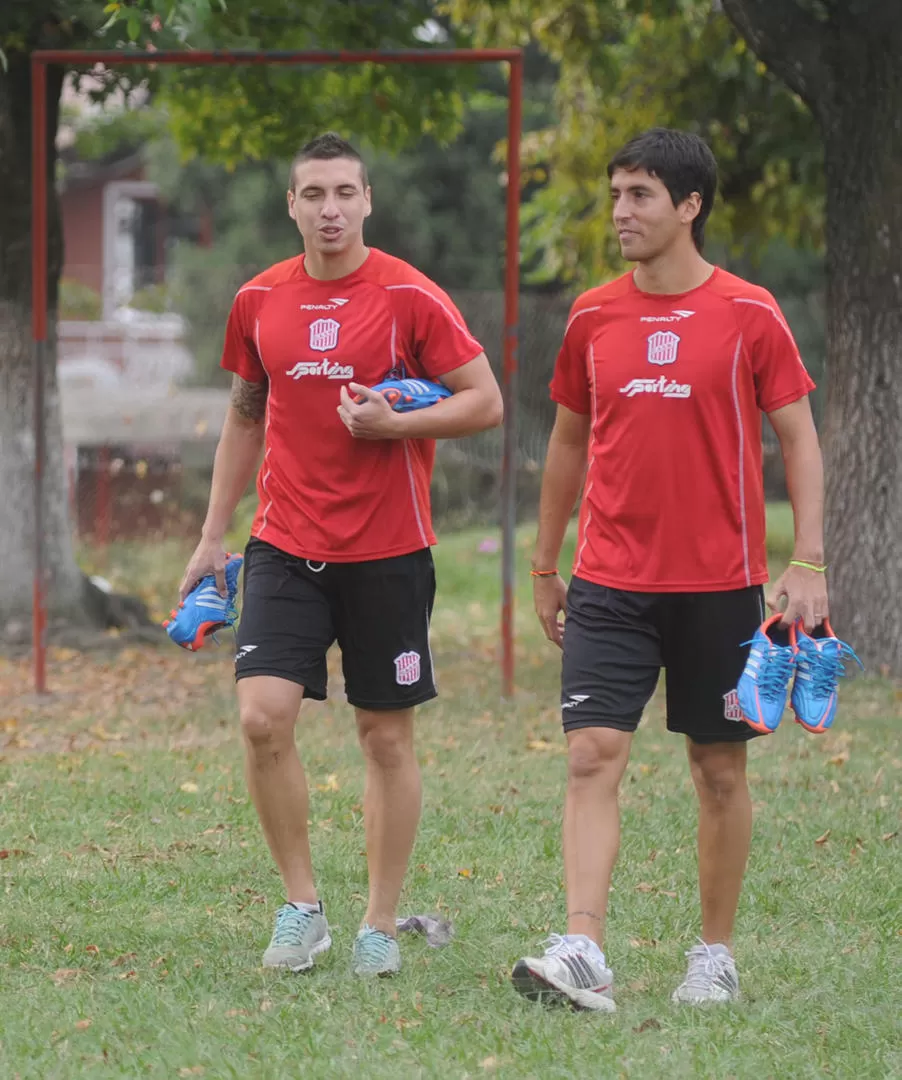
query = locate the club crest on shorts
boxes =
[723,689,744,722]
[394,650,421,686]
[646,329,680,365]
[309,317,340,352]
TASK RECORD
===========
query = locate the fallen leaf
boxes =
[526,738,563,753]
[634,1018,662,1033]
[458,868,473,878]
[117,970,137,980]
[85,945,100,955]
[88,725,123,742]
[180,782,199,794]
[0,849,27,859]
[635,882,655,892]
[882,831,898,842]
[74,1019,93,1031]
[112,953,137,967]
[51,968,82,985]
[815,830,831,845]
[828,753,849,767]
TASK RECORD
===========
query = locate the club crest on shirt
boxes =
[646,329,680,366]
[309,318,341,352]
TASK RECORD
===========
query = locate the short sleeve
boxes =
[737,294,815,413]
[220,288,267,383]
[549,301,593,415]
[399,284,485,379]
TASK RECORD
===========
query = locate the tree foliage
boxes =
[445,0,823,286]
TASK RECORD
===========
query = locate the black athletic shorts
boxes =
[235,538,437,711]
[561,577,766,743]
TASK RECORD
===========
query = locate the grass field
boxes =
[2,509,900,1079]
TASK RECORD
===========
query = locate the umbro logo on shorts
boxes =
[394,651,421,686]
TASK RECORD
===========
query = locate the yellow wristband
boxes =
[530,568,559,578]
[789,559,828,573]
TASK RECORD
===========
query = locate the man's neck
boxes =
[632,250,714,296]
[304,244,370,282]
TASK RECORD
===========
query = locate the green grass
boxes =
[4,505,899,1078]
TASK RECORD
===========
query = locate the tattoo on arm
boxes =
[230,375,268,422]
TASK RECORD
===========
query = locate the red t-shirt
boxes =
[550,268,815,592]
[221,248,484,561]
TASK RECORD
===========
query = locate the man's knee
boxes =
[237,678,302,752]
[567,726,631,784]
[688,741,747,803]
[357,710,415,770]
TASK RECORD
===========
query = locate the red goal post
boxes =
[30,47,524,697]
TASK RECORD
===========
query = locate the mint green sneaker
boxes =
[262,902,331,972]
[352,925,401,977]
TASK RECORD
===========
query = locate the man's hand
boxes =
[337,383,404,440]
[534,574,568,648]
[180,537,228,600]
[767,563,829,632]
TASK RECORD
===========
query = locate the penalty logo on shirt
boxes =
[646,330,680,366]
[309,317,341,352]
[394,651,421,686]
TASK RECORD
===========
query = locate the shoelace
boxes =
[681,941,728,990]
[753,645,795,701]
[272,906,319,946]
[798,639,863,696]
[542,932,577,958]
[357,926,395,963]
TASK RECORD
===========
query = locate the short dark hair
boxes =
[289,132,369,191]
[606,128,717,252]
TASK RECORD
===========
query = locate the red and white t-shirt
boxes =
[551,268,815,592]
[221,248,484,562]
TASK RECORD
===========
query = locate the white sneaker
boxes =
[512,933,616,1013]
[672,941,739,1004]
[262,902,332,972]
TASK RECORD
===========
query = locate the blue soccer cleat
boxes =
[163,553,243,652]
[791,619,863,734]
[360,378,452,412]
[735,615,798,734]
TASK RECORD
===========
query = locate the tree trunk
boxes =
[722,1,902,675]
[0,55,128,644]
[818,20,902,675]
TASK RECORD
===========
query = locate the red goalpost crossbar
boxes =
[30,47,523,698]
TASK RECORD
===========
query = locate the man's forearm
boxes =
[782,435,825,562]
[202,410,265,542]
[393,386,503,439]
[532,437,587,570]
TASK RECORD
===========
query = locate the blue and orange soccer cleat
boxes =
[360,378,452,412]
[790,619,863,734]
[163,553,243,652]
[736,614,798,734]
